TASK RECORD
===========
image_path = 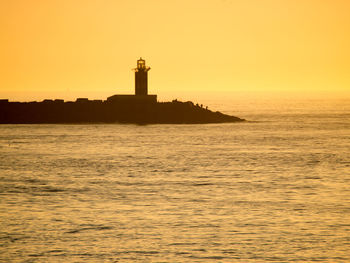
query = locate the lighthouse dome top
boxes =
[137,57,146,68]
[135,57,150,72]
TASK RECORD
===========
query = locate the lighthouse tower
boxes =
[134,57,151,96]
[106,58,156,104]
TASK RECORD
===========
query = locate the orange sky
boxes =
[0,0,349,101]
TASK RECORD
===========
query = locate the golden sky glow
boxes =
[0,0,349,101]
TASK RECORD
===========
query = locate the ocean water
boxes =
[0,99,349,262]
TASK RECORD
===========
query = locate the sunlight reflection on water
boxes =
[0,100,349,262]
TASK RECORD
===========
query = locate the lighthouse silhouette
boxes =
[134,57,151,95]
[106,57,156,103]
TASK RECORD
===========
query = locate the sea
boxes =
[0,98,349,262]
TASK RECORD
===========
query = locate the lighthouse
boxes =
[134,57,150,96]
[106,58,156,104]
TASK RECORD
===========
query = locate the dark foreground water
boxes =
[0,99,349,262]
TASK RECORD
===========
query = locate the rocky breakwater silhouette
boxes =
[0,98,244,124]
